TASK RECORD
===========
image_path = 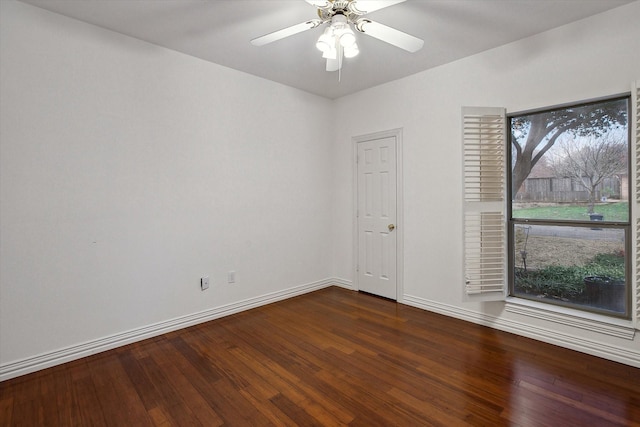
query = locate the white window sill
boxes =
[505,297,636,340]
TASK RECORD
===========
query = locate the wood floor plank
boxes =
[2,287,639,426]
[146,405,174,427]
[147,338,225,426]
[216,325,352,425]
[87,353,154,427]
[238,388,300,427]
[0,396,13,426]
[164,335,272,425]
[198,326,355,425]
[518,378,630,425]
[70,373,108,427]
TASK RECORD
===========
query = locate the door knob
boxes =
[388,224,395,231]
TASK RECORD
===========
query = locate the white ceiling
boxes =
[19,0,635,99]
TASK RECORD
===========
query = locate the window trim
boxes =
[506,92,631,123]
[505,297,635,340]
[632,80,640,329]
[506,94,633,319]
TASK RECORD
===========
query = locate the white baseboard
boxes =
[0,278,336,382]
[402,294,640,368]
[330,277,354,290]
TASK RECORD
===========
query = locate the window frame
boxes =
[506,94,633,319]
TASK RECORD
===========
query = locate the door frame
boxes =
[352,128,404,302]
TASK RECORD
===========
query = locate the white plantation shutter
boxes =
[462,107,507,300]
[633,81,640,327]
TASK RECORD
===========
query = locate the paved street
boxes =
[514,223,625,242]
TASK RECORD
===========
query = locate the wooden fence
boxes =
[515,176,626,202]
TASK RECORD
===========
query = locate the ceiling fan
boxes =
[250,0,424,72]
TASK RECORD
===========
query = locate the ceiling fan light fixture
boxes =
[315,13,358,68]
[316,39,331,53]
[343,44,359,58]
[326,56,341,72]
[322,44,338,60]
[338,29,356,48]
[315,27,334,52]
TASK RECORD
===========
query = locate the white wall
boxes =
[0,1,334,378]
[331,2,640,365]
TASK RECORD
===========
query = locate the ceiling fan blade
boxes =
[305,0,330,7]
[355,19,423,52]
[251,20,321,46]
[349,0,406,14]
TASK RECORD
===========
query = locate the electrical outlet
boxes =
[228,271,236,284]
[201,276,210,291]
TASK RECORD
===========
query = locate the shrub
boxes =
[514,252,625,301]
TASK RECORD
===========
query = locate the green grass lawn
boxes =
[512,202,629,222]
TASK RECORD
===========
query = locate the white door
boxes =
[357,136,397,300]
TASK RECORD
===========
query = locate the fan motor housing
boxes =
[317,0,365,23]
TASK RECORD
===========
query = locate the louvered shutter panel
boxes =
[633,81,640,327]
[463,107,507,301]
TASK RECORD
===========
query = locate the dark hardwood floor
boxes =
[1,286,639,426]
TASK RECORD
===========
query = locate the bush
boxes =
[514,252,625,301]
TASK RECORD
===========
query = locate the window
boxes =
[509,96,630,318]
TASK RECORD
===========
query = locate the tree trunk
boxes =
[587,185,597,214]
[512,158,531,198]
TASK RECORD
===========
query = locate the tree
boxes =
[549,133,626,213]
[511,99,627,197]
